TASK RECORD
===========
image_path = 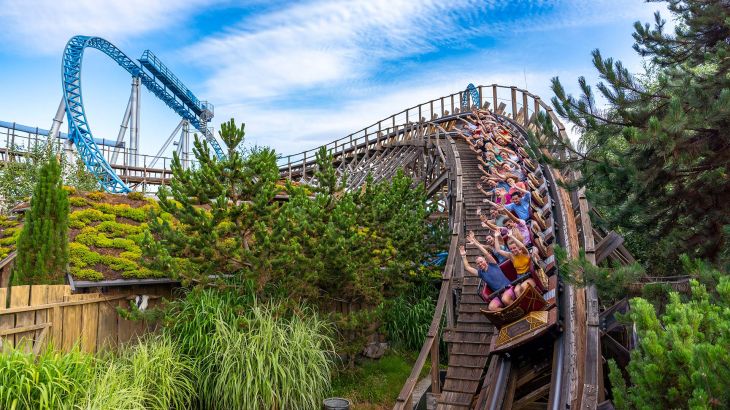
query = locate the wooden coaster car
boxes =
[477,260,559,354]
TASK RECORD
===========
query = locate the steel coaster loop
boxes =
[61,35,224,193]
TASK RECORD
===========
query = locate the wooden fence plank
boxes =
[97,299,119,352]
[81,298,99,353]
[117,299,135,346]
[62,294,84,351]
[30,285,48,348]
[11,285,32,352]
[46,285,68,348]
[0,287,9,351]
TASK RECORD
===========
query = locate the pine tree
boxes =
[608,264,730,409]
[13,155,70,284]
[537,0,730,269]
[143,119,285,287]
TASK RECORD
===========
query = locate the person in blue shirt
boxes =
[460,232,515,311]
[505,189,531,221]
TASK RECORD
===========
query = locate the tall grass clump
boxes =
[165,288,336,409]
[383,293,435,351]
[82,334,196,410]
[0,346,94,409]
[208,303,336,409]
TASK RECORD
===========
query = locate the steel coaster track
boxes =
[61,36,224,193]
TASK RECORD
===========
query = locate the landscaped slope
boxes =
[0,189,178,282]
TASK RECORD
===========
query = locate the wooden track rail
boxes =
[277,85,617,409]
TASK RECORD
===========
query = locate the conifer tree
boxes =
[536,0,730,268]
[609,265,730,409]
[144,119,285,287]
[13,155,69,284]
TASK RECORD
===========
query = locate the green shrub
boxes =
[85,191,105,201]
[70,267,104,281]
[69,209,114,228]
[127,191,145,201]
[95,220,143,237]
[69,196,89,207]
[0,346,94,409]
[205,303,335,409]
[382,293,435,352]
[69,242,100,268]
[92,203,149,222]
[164,289,334,409]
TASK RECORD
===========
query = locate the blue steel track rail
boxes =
[61,35,224,193]
[461,83,480,111]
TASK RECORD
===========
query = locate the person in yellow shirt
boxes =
[493,232,538,297]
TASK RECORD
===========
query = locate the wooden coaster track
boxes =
[279,84,636,410]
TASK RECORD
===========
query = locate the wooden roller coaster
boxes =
[278,84,637,410]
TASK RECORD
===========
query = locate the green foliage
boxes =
[13,155,69,284]
[83,335,197,410]
[145,119,285,288]
[69,208,115,229]
[537,0,730,270]
[85,191,105,201]
[0,143,97,212]
[609,275,730,409]
[163,288,335,410]
[382,293,435,352]
[555,245,645,303]
[126,191,144,201]
[0,346,94,410]
[69,197,88,207]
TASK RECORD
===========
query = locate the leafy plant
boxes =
[0,346,94,410]
[382,294,435,352]
[164,288,335,410]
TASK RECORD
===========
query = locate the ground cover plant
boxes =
[0,188,182,283]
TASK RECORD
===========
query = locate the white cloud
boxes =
[0,0,218,54]
[212,66,567,156]
[186,0,486,101]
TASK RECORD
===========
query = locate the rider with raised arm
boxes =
[459,231,515,311]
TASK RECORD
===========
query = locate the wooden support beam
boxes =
[595,231,625,264]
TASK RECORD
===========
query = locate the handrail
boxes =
[393,126,463,409]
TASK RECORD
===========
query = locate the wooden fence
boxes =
[0,285,157,354]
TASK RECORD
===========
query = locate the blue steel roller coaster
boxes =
[61,35,224,193]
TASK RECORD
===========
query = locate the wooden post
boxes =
[302,152,307,180]
[522,91,529,126]
[510,86,518,119]
[492,84,498,112]
[430,340,441,394]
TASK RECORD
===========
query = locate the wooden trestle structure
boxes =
[277,84,640,409]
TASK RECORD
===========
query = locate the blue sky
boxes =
[0,0,669,158]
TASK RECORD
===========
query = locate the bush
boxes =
[127,191,145,201]
[69,196,88,207]
[609,276,730,409]
[85,191,105,201]
[0,347,94,409]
